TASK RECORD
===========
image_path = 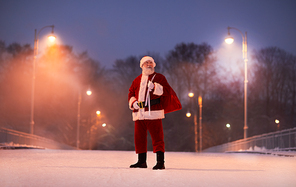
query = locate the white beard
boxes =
[142,67,154,75]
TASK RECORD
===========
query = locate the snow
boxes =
[0,150,295,187]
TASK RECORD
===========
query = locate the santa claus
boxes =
[128,56,182,170]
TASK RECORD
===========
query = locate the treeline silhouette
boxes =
[0,40,295,151]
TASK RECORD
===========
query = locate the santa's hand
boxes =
[133,101,140,110]
[147,81,154,90]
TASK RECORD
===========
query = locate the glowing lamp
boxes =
[96,111,101,115]
[198,96,202,106]
[225,36,234,44]
[226,123,231,128]
[86,90,92,96]
[48,35,56,42]
[186,112,191,118]
[188,92,194,98]
[102,123,106,127]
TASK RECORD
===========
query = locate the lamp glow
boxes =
[198,96,202,106]
[48,35,56,42]
[188,92,194,98]
[225,36,234,44]
[86,90,92,96]
[186,112,191,118]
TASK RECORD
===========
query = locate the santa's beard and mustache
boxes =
[142,66,154,75]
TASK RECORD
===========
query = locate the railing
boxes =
[0,127,76,150]
[203,127,296,153]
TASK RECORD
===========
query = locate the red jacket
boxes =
[128,72,182,121]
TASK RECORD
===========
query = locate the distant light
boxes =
[275,119,280,124]
[96,111,101,115]
[86,90,92,95]
[186,112,191,118]
[188,92,194,98]
[225,36,234,44]
[226,123,231,128]
[102,123,106,127]
[198,96,202,106]
[48,35,56,42]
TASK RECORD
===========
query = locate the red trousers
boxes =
[134,119,165,154]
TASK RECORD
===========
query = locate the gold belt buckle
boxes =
[138,101,144,109]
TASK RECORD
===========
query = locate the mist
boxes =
[1,40,296,151]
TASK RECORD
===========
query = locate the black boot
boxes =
[153,151,165,170]
[130,153,147,168]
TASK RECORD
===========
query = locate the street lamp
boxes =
[188,92,197,152]
[198,95,202,152]
[188,93,202,152]
[225,26,248,139]
[226,123,231,142]
[30,25,56,134]
[96,110,101,127]
[77,89,92,149]
[275,119,280,131]
[88,110,101,150]
[86,89,92,96]
[188,92,194,98]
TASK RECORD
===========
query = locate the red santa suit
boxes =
[128,72,182,154]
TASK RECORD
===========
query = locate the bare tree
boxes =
[250,47,296,133]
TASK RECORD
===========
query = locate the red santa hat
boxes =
[140,56,156,68]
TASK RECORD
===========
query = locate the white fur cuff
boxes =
[129,97,137,110]
[153,82,163,96]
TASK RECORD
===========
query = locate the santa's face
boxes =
[141,60,154,75]
[142,60,154,68]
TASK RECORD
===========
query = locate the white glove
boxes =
[133,101,140,110]
[147,81,154,90]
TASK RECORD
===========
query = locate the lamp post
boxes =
[225,26,248,139]
[275,119,280,131]
[186,92,201,152]
[226,123,231,142]
[77,89,92,149]
[198,95,202,152]
[30,25,56,134]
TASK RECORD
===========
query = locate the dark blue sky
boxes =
[1,0,296,68]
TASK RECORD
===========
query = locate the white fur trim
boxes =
[129,97,137,110]
[132,109,165,121]
[140,56,156,67]
[153,82,163,96]
[138,75,148,102]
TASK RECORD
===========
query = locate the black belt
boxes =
[137,98,160,109]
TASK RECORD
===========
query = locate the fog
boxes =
[1,41,296,151]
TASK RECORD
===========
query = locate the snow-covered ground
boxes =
[0,150,295,187]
